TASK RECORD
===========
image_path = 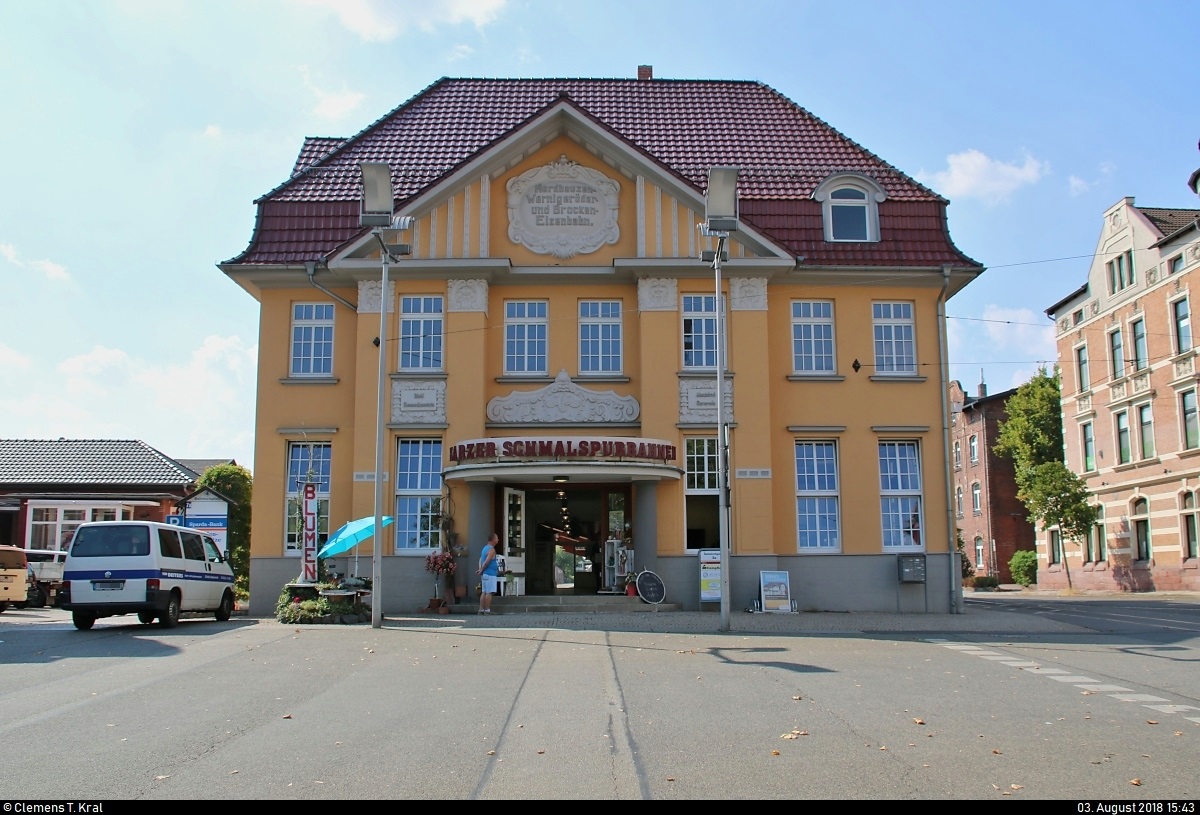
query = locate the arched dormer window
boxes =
[813,174,886,243]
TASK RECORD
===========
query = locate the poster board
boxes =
[699,549,721,602]
[759,570,793,613]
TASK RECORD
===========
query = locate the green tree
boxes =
[993,367,1097,588]
[197,463,252,597]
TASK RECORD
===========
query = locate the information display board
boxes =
[699,549,721,602]
[635,570,666,604]
[759,570,793,613]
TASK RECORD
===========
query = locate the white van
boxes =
[61,521,236,631]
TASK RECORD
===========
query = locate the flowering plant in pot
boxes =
[425,551,457,604]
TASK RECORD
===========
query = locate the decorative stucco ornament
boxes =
[506,156,620,259]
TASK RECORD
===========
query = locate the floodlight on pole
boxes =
[702,165,739,633]
[359,161,413,629]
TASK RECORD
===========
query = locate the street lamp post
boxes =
[702,166,739,632]
[359,162,413,629]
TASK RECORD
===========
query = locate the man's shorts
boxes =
[482,574,499,593]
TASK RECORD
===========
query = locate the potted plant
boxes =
[424,550,457,610]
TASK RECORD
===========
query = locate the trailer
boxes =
[25,549,67,607]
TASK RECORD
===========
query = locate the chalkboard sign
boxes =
[635,570,666,604]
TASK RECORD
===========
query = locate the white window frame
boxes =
[1075,343,1090,393]
[393,438,444,552]
[579,300,623,374]
[285,441,332,555]
[813,174,885,243]
[1131,497,1151,561]
[968,434,979,463]
[1115,410,1131,464]
[1130,317,1148,372]
[1137,402,1155,460]
[684,437,719,552]
[290,302,335,377]
[399,295,444,371]
[1171,296,1192,355]
[974,535,984,569]
[26,503,132,553]
[1107,249,1135,294]
[1181,389,1199,451]
[971,482,982,513]
[795,440,840,552]
[955,487,963,518]
[871,301,916,375]
[682,294,723,370]
[1109,328,1125,380]
[878,440,924,551]
[953,441,961,469]
[1081,421,1096,472]
[791,301,836,374]
[1180,491,1198,561]
[504,301,548,375]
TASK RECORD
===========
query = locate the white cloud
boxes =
[292,0,507,42]
[447,43,474,61]
[297,65,366,121]
[1,337,258,469]
[917,149,1048,205]
[0,342,32,370]
[980,305,1057,361]
[203,124,222,139]
[1068,175,1090,196]
[0,242,71,282]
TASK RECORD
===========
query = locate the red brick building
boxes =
[949,380,1035,583]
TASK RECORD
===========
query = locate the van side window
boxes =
[181,531,206,561]
[158,528,184,559]
[202,537,224,564]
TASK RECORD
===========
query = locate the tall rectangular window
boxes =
[1116,410,1131,464]
[684,437,719,551]
[285,441,331,554]
[1173,298,1192,354]
[1075,345,1090,392]
[1081,421,1096,472]
[1138,404,1155,459]
[1181,493,1198,561]
[505,301,548,374]
[1049,529,1062,564]
[682,295,720,369]
[878,441,923,550]
[394,439,443,551]
[1182,390,1199,450]
[1131,318,1148,372]
[795,441,840,551]
[969,435,979,463]
[791,301,835,373]
[399,295,444,370]
[290,303,334,377]
[1107,249,1135,294]
[1093,507,1106,561]
[1109,329,1125,379]
[579,301,622,374]
[872,302,916,374]
[971,482,981,513]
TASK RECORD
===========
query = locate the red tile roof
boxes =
[225,77,980,269]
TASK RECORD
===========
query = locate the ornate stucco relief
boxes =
[506,156,621,259]
[448,279,489,313]
[729,277,767,310]
[678,378,734,425]
[638,277,678,312]
[390,379,446,424]
[487,369,640,424]
[358,280,395,314]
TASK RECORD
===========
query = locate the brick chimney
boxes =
[638,65,653,81]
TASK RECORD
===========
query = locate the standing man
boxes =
[477,532,500,614]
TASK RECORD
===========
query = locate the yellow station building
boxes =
[220,69,983,616]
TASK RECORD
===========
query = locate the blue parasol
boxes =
[317,516,394,559]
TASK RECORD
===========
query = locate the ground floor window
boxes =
[795,440,840,551]
[685,437,719,551]
[1048,529,1061,564]
[394,438,443,551]
[285,441,331,555]
[878,440,923,550]
[27,505,130,552]
[974,535,984,569]
[1132,498,1151,561]
[1181,492,1198,560]
[1092,506,1106,561]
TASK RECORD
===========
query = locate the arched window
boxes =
[1180,492,1198,560]
[971,482,982,513]
[1131,498,1151,561]
[955,487,963,517]
[954,441,962,469]
[973,535,984,569]
[1093,505,1105,561]
[813,174,885,243]
[969,435,979,463]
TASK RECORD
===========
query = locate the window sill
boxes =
[868,375,927,383]
[573,374,631,383]
[1132,560,1154,571]
[1182,559,1198,570]
[280,376,339,385]
[496,374,552,384]
[396,370,447,379]
[787,373,845,382]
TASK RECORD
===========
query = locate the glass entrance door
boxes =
[503,488,526,595]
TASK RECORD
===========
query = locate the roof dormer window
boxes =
[814,174,885,243]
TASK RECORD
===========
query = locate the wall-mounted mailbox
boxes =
[897,554,926,583]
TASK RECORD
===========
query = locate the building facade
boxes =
[1045,193,1200,591]
[948,381,1035,583]
[220,71,983,616]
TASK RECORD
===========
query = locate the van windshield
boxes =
[70,525,152,558]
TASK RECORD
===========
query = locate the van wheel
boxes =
[137,612,156,624]
[33,587,48,609]
[158,594,180,629]
[215,591,234,622]
[72,612,95,630]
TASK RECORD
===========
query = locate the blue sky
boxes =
[2,0,1198,473]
